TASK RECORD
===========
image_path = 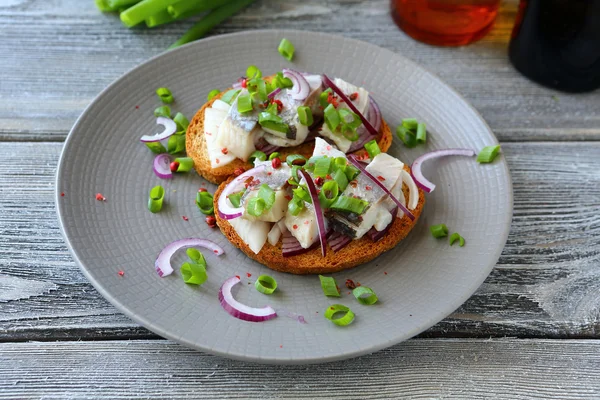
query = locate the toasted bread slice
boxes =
[186,90,394,184]
[213,165,425,275]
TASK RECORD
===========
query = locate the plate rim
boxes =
[55,29,513,364]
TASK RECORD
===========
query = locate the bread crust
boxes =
[213,166,425,275]
[186,90,394,184]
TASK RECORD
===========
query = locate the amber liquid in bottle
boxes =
[392,0,500,46]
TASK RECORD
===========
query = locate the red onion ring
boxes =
[217,165,266,220]
[348,97,383,152]
[367,207,398,242]
[282,229,319,257]
[299,170,327,257]
[267,87,282,99]
[155,238,225,277]
[283,69,310,100]
[153,154,172,179]
[322,75,378,137]
[327,231,352,252]
[348,155,415,221]
[140,117,177,143]
[411,149,476,193]
[218,276,277,322]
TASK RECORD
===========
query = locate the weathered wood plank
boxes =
[0,339,599,399]
[0,0,599,142]
[1,141,599,341]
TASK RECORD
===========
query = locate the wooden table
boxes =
[1,0,599,398]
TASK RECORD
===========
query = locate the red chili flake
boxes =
[356,282,361,287]
[170,161,180,172]
[198,188,207,193]
[60,192,65,197]
[314,177,324,186]
[267,171,272,176]
[205,215,216,228]
[95,193,106,201]
[235,275,241,279]
[327,92,339,108]
[215,158,220,164]
[377,175,386,182]
[271,157,282,169]
[384,271,388,275]
[241,79,247,88]
[365,185,373,191]
[349,92,359,101]
[326,174,332,180]
[135,105,140,109]
[345,279,356,289]
[234,167,245,176]
[284,195,292,201]
[118,270,125,276]
[221,147,228,155]
[206,132,212,136]
[271,99,284,113]
[350,181,358,188]
[246,273,252,278]
[304,220,309,225]
[182,216,189,221]
[292,224,298,230]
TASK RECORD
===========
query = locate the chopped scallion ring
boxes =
[227,191,243,208]
[221,89,240,105]
[207,89,221,101]
[268,152,280,161]
[145,141,166,154]
[324,304,355,326]
[324,104,341,132]
[196,191,214,215]
[329,195,368,215]
[249,150,267,164]
[246,65,262,79]
[333,168,349,192]
[246,197,266,217]
[319,275,340,297]
[255,275,277,294]
[477,145,501,163]
[364,139,381,159]
[416,122,427,144]
[278,38,295,61]
[352,286,378,305]
[174,157,193,172]
[298,106,313,126]
[402,118,418,130]
[258,184,276,210]
[449,232,466,247]
[186,248,205,263]
[318,180,339,209]
[396,125,417,148]
[237,93,253,113]
[154,105,171,118]
[156,87,174,104]
[430,223,449,238]
[148,185,165,213]
[180,262,207,285]
[174,112,189,132]
[286,154,306,166]
[287,196,304,216]
[313,157,331,178]
[167,134,186,154]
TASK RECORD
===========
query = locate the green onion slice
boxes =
[291,165,301,182]
[255,275,277,294]
[268,152,280,161]
[402,118,419,131]
[319,88,332,108]
[258,184,276,210]
[344,164,360,181]
[416,122,427,144]
[249,150,267,164]
[156,87,174,104]
[274,72,293,89]
[154,105,171,118]
[145,141,166,154]
[332,168,349,192]
[246,65,262,79]
[186,248,205,263]
[248,77,268,103]
[167,134,186,154]
[319,275,341,297]
[227,190,243,208]
[286,154,306,166]
[180,262,207,285]
[246,197,266,217]
[449,232,465,247]
[278,38,295,61]
[237,93,253,113]
[287,196,304,216]
[207,89,221,101]
[298,106,313,126]
[258,112,288,134]
[352,286,378,305]
[221,89,241,105]
[324,103,340,132]
[196,191,214,215]
[477,145,501,163]
[332,157,347,171]
[329,196,368,215]
[339,109,362,130]
[293,186,312,204]
[430,224,449,238]
[396,125,417,148]
[174,157,193,172]
[148,185,165,213]
[364,139,381,159]
[324,304,355,326]
[313,157,331,178]
[174,112,189,132]
[319,180,339,209]
[265,101,279,115]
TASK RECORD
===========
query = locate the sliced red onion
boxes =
[411,149,476,193]
[327,231,352,252]
[322,75,378,137]
[153,154,172,179]
[218,276,277,322]
[368,207,398,242]
[348,155,415,221]
[283,69,310,100]
[282,229,318,257]
[140,117,177,143]
[267,87,282,99]
[155,238,225,277]
[348,97,383,153]
[217,165,266,220]
[299,170,327,257]
[255,139,280,156]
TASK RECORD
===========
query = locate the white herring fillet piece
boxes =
[228,216,270,254]
[204,107,236,168]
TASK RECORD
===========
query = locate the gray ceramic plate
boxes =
[56,30,512,364]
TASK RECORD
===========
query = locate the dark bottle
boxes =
[509,0,600,93]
